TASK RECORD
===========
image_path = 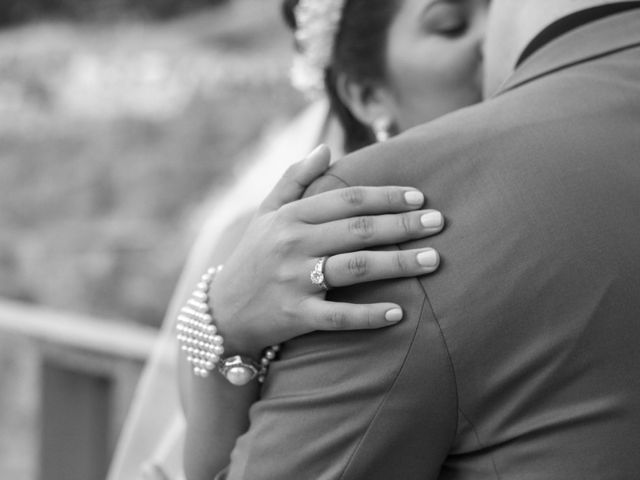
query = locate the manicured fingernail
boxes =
[404,190,424,205]
[417,249,439,268]
[385,308,403,322]
[421,210,443,229]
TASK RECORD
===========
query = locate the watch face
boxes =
[224,365,258,386]
[221,355,259,386]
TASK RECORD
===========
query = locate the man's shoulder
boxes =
[306,92,539,206]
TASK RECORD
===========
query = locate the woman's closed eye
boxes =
[422,1,468,37]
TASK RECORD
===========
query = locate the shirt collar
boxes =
[517,2,640,67]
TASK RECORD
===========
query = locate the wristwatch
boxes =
[218,355,261,386]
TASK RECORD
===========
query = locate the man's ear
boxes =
[334,72,395,129]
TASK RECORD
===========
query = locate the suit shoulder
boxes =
[304,172,350,197]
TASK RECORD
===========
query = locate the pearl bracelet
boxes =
[176,266,280,385]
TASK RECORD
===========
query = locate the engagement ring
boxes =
[310,256,330,290]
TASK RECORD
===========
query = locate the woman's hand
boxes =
[211,145,445,356]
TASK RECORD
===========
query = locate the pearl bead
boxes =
[213,345,224,356]
[193,290,208,301]
[179,266,282,383]
[187,298,198,307]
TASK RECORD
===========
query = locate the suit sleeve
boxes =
[219,176,458,480]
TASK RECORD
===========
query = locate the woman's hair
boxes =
[282,0,401,152]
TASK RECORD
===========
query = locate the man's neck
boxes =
[484,0,623,96]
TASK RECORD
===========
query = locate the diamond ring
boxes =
[310,256,330,290]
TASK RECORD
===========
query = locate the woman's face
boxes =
[383,0,488,131]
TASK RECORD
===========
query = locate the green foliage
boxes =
[1,4,304,477]
[0,2,303,327]
[0,0,229,25]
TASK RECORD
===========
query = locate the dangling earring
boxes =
[372,117,392,142]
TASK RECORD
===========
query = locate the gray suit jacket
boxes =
[222,10,640,479]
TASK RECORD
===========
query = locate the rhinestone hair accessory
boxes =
[291,0,347,98]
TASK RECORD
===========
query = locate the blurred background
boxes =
[0,0,305,477]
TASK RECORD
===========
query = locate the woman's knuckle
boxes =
[281,163,298,182]
[394,252,411,274]
[327,310,348,330]
[363,309,378,329]
[281,301,298,322]
[349,216,375,239]
[273,229,299,256]
[347,254,369,277]
[397,212,413,235]
[385,188,400,206]
[275,263,296,284]
[341,186,365,206]
[277,202,295,218]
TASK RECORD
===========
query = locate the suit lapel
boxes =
[495,9,640,96]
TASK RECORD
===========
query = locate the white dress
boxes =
[107,99,340,480]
